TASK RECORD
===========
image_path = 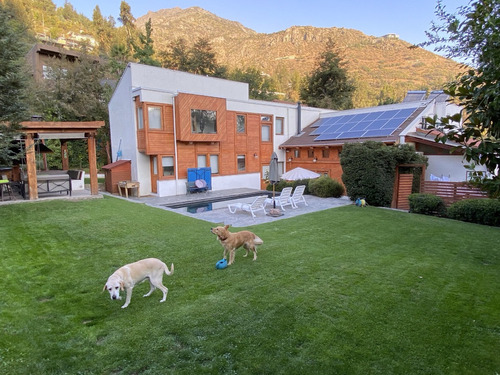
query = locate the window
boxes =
[148,106,162,129]
[237,155,246,171]
[162,156,174,176]
[210,154,219,174]
[137,107,144,129]
[294,149,300,158]
[261,115,271,122]
[197,155,207,168]
[322,149,330,158]
[152,156,158,174]
[275,117,284,135]
[237,115,246,133]
[191,109,217,134]
[261,125,271,142]
[308,149,314,158]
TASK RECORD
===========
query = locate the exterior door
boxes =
[150,156,158,194]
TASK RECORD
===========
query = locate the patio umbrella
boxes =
[269,152,279,208]
[281,167,320,181]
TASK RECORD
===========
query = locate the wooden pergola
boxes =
[20,121,105,200]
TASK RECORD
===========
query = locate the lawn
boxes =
[0,196,499,374]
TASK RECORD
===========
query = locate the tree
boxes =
[92,5,115,55]
[341,142,428,207]
[160,37,227,78]
[118,0,136,51]
[228,67,277,100]
[30,48,111,167]
[132,18,160,66]
[422,0,500,197]
[300,41,355,110]
[0,3,30,165]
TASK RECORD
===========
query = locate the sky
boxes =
[53,0,469,48]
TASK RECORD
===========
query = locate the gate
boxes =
[391,164,426,210]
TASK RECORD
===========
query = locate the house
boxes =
[108,64,485,198]
[26,42,101,82]
[280,90,487,183]
[108,63,328,197]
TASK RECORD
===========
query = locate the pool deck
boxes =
[125,188,353,227]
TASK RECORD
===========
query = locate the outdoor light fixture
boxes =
[313,157,317,162]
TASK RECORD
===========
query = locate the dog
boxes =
[103,258,174,308]
[210,225,263,265]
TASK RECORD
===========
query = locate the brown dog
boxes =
[210,225,263,265]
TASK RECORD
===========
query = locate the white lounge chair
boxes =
[228,195,268,218]
[268,186,295,211]
[289,185,308,208]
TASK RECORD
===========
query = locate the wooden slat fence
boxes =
[422,181,488,206]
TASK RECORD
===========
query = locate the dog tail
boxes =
[165,263,174,276]
[254,236,263,245]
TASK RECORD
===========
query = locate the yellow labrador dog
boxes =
[103,258,174,308]
[210,225,263,265]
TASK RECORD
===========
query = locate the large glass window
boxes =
[191,109,217,134]
[137,107,144,129]
[148,106,162,129]
[210,154,219,174]
[237,115,246,133]
[197,154,207,168]
[261,125,271,142]
[162,156,174,176]
[237,155,246,171]
[275,117,284,135]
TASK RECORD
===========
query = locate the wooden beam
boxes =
[25,134,38,200]
[87,133,98,195]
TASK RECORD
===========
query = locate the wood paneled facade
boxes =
[134,92,275,188]
[284,145,344,182]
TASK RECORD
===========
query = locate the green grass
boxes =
[1,196,499,374]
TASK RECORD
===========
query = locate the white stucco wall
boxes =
[425,155,487,182]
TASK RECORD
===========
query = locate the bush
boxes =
[266,179,312,194]
[447,199,500,226]
[341,141,427,207]
[308,175,344,198]
[408,193,447,216]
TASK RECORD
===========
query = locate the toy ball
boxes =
[215,258,228,269]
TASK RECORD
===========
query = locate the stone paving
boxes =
[126,188,353,227]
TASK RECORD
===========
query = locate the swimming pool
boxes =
[163,192,271,213]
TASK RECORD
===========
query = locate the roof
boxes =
[280,102,427,148]
[280,90,453,149]
[102,159,131,170]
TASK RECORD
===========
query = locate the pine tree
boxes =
[300,41,355,110]
[132,18,160,66]
[0,3,30,165]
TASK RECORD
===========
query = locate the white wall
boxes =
[426,155,487,182]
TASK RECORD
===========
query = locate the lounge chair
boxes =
[289,185,308,208]
[228,195,268,218]
[267,186,295,211]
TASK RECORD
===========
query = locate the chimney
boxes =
[297,101,302,135]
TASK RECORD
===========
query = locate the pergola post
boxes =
[87,133,99,195]
[61,140,69,170]
[25,133,38,200]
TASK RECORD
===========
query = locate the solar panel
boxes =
[311,105,419,142]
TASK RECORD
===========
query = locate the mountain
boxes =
[136,7,462,107]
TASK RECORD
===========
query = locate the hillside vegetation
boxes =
[10,0,462,107]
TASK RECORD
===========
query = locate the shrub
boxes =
[408,193,447,216]
[447,199,500,226]
[308,175,344,198]
[266,179,312,194]
[341,141,427,207]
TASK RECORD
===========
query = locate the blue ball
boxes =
[216,258,227,269]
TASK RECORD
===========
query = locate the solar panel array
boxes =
[310,106,418,141]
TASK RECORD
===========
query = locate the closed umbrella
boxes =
[269,152,279,209]
[281,167,320,181]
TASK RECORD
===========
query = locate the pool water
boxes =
[164,193,270,213]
